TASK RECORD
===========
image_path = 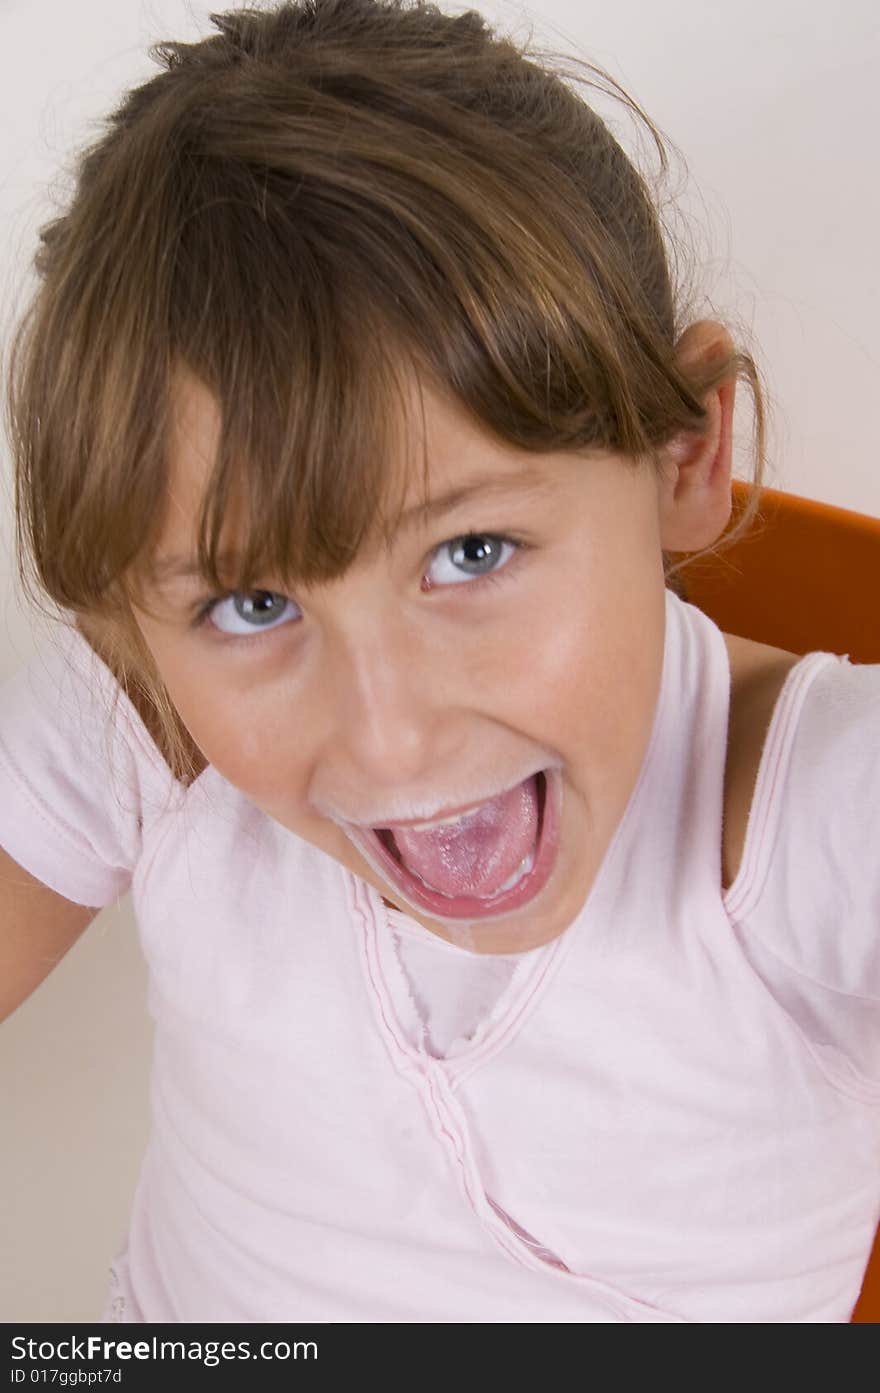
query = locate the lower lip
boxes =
[346,769,562,922]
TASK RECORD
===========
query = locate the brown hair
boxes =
[4,0,769,786]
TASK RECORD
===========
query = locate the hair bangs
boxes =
[193,322,427,603]
[126,225,430,620]
[6,0,772,785]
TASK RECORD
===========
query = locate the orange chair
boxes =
[672,479,880,1323]
[675,480,880,666]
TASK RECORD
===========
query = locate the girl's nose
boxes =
[325,624,450,789]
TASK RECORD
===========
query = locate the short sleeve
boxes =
[0,623,177,908]
[728,654,880,1096]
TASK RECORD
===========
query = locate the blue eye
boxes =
[194,533,525,637]
[426,534,518,586]
[196,590,301,637]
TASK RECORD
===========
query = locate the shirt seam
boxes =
[727,919,880,1105]
[722,651,843,921]
[728,910,880,1007]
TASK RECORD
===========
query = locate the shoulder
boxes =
[722,637,880,1015]
[0,626,161,906]
[722,631,802,693]
[721,633,805,893]
[722,629,880,904]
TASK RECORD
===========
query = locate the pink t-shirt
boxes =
[1,587,879,1323]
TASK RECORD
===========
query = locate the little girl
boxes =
[2,0,879,1323]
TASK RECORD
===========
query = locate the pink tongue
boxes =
[387,776,539,898]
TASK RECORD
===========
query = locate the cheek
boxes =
[208,708,306,802]
[152,651,305,801]
[511,576,665,762]
[497,587,604,719]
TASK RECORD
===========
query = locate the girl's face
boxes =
[133,370,680,954]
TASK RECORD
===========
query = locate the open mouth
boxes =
[375,774,543,869]
[346,768,559,919]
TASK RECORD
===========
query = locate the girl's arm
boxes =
[0,842,100,1024]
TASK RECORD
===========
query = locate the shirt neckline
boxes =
[353,875,571,1084]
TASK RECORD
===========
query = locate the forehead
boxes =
[163,369,226,527]
[167,362,515,476]
[158,363,547,552]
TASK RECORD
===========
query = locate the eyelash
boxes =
[190,531,528,642]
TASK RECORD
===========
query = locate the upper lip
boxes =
[337,766,550,832]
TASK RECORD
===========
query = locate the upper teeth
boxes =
[405,807,477,831]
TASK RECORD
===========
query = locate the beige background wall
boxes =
[1,0,878,1321]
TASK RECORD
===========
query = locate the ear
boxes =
[657,320,737,554]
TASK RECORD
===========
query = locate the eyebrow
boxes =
[148,468,552,590]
